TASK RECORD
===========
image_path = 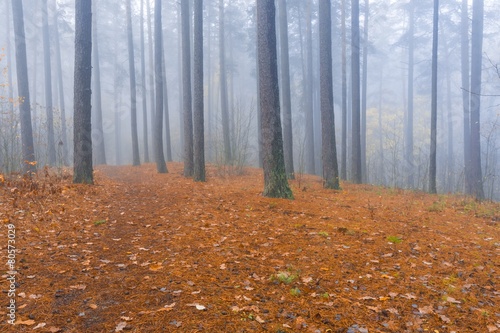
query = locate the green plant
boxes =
[289,287,301,296]
[271,270,298,285]
[387,235,402,244]
[94,219,106,226]
[318,231,329,237]
[320,292,329,299]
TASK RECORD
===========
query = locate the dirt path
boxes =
[0,163,499,332]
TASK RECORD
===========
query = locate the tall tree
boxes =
[154,0,167,173]
[351,0,362,183]
[319,0,340,190]
[11,0,36,174]
[405,0,415,188]
[429,0,439,194]
[193,0,205,182]
[361,0,369,182]
[257,0,293,199]
[53,0,69,166]
[340,0,348,180]
[73,0,93,184]
[182,0,194,176]
[461,0,471,194]
[126,0,140,166]
[92,6,106,165]
[161,45,173,162]
[469,0,484,199]
[146,0,155,156]
[219,0,231,163]
[278,0,294,179]
[305,2,315,175]
[140,0,150,163]
[42,0,57,165]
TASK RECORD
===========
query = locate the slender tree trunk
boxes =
[182,0,194,176]
[206,2,214,163]
[154,0,167,173]
[406,0,415,188]
[146,0,155,158]
[278,0,294,179]
[42,0,57,165]
[461,0,472,194]
[11,0,36,174]
[305,1,315,175]
[177,5,184,153]
[257,0,293,199]
[113,28,121,166]
[429,0,439,194]
[219,0,231,163]
[140,0,150,163]
[469,0,484,199]
[162,45,173,162]
[92,7,106,165]
[378,66,385,185]
[340,0,347,180]
[361,0,369,182]
[319,0,340,190]
[126,0,140,166]
[73,0,93,184]
[53,0,69,166]
[193,0,205,181]
[256,5,263,168]
[351,0,362,183]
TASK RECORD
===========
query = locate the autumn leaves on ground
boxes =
[0,163,499,333]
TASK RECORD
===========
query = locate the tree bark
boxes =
[140,0,150,163]
[92,6,106,165]
[319,0,340,190]
[219,0,231,163]
[154,0,167,173]
[361,0,369,182]
[257,0,293,199]
[305,1,315,175]
[161,42,173,162]
[73,0,93,184]
[126,0,141,166]
[429,0,439,194]
[461,0,472,194]
[193,0,206,182]
[340,0,347,180]
[351,0,362,183]
[405,0,415,188]
[182,0,194,176]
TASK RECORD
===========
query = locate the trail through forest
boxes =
[0,163,499,332]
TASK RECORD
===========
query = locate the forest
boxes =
[0,0,499,332]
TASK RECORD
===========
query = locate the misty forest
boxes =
[0,0,499,332]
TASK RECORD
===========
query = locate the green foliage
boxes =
[289,287,301,296]
[271,270,298,285]
[94,219,106,226]
[387,235,402,244]
[318,231,329,237]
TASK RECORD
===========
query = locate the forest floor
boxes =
[0,162,499,333]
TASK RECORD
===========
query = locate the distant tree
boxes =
[140,0,150,163]
[319,0,340,190]
[305,1,315,175]
[429,0,439,194]
[193,0,206,182]
[92,6,106,165]
[361,0,369,182]
[469,0,484,199]
[219,0,231,163]
[405,0,415,188]
[181,0,194,176]
[154,0,167,173]
[52,0,69,166]
[257,0,293,199]
[340,0,348,180]
[73,0,93,184]
[278,0,294,179]
[126,0,140,166]
[351,0,362,183]
[146,0,155,156]
[11,0,36,174]
[42,0,57,165]
[161,44,173,162]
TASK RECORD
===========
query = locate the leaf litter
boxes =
[0,163,498,332]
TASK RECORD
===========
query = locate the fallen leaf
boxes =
[88,304,98,309]
[255,315,265,324]
[220,263,226,270]
[120,316,132,321]
[439,314,451,323]
[115,321,127,332]
[70,285,87,290]
[446,296,461,304]
[149,263,163,271]
[419,305,434,314]
[48,327,62,333]
[187,303,206,311]
[164,302,176,308]
[487,325,498,332]
[33,322,46,330]
[15,319,35,325]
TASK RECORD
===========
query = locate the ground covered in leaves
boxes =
[1,163,499,333]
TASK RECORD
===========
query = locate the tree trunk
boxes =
[126,0,140,166]
[319,0,340,190]
[42,0,57,165]
[140,0,150,163]
[257,0,293,199]
[154,0,167,173]
[146,0,155,159]
[73,0,93,184]
[219,0,231,163]
[53,0,69,166]
[351,0,362,183]
[92,7,106,166]
[182,0,194,176]
[469,0,484,199]
[429,0,439,194]
[278,0,294,179]
[11,0,36,174]
[162,43,173,162]
[305,1,315,175]
[405,0,415,188]
[461,0,472,194]
[361,0,369,182]
[193,0,206,182]
[340,0,347,180]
